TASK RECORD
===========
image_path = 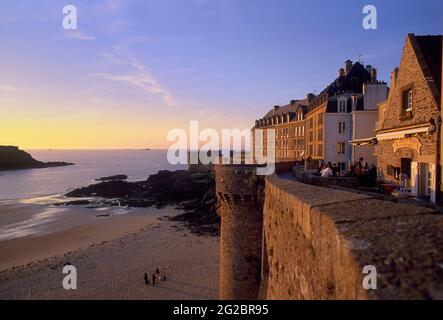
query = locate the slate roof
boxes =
[412,34,442,107]
[307,62,373,113]
[263,98,309,119]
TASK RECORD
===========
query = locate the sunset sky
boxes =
[1,0,442,149]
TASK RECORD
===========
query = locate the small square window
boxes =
[402,88,413,112]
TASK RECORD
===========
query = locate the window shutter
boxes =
[430,164,436,203]
[410,162,419,196]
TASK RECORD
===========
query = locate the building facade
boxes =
[375,34,442,203]
[252,97,311,163]
[305,60,387,173]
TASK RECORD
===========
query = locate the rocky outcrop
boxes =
[0,146,73,171]
[95,174,128,182]
[65,170,219,236]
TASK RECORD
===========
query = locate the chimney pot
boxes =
[344,60,353,74]
[371,68,377,82]
[391,67,399,85]
[307,93,315,102]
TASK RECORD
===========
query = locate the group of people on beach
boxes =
[144,267,166,286]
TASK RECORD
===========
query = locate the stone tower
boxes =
[215,163,263,300]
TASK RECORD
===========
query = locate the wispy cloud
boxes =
[63,30,96,41]
[94,47,175,107]
[0,85,23,93]
[100,0,124,13]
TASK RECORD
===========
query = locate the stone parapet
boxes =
[261,175,443,299]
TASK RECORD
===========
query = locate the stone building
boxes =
[305,60,387,173]
[252,97,312,163]
[375,34,442,203]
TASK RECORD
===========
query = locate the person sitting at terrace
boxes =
[321,165,333,178]
[317,165,325,176]
[332,163,339,177]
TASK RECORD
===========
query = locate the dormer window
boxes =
[338,99,347,113]
[402,88,413,112]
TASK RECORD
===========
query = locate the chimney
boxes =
[365,65,373,73]
[371,68,377,82]
[273,105,280,112]
[338,68,345,77]
[391,67,399,86]
[344,60,353,74]
[307,93,315,102]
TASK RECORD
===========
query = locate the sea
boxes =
[0,149,187,201]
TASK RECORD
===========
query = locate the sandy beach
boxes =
[0,202,219,299]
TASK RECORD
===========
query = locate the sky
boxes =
[0,0,442,149]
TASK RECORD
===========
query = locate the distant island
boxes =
[0,146,74,171]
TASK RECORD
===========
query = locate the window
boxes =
[317,129,323,141]
[337,142,346,155]
[338,121,346,134]
[317,144,323,157]
[338,99,347,113]
[402,88,413,112]
[317,113,323,126]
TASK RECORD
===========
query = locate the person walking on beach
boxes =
[144,273,149,285]
[152,273,156,286]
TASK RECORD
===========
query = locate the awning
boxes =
[377,124,433,141]
[349,137,377,146]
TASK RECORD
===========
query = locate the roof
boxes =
[411,34,442,106]
[263,98,309,118]
[307,62,373,113]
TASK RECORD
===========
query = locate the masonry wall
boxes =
[381,36,440,131]
[216,164,264,300]
[260,175,443,299]
[376,35,440,183]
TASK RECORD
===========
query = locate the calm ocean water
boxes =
[0,150,186,200]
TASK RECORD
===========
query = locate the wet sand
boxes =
[0,202,219,299]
